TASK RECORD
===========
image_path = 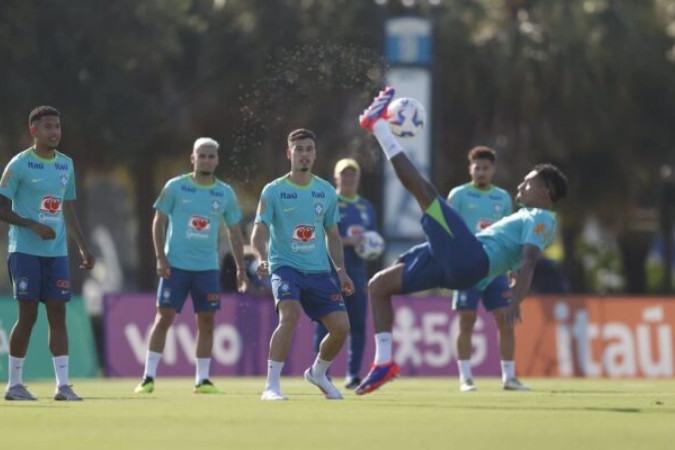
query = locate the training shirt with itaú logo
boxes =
[154,174,242,271]
[255,175,339,273]
[0,148,75,257]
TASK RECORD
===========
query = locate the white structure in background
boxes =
[82,226,124,316]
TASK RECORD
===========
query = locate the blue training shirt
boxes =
[154,174,242,271]
[255,174,340,274]
[0,148,76,257]
[476,207,557,285]
[338,194,377,275]
[447,183,513,233]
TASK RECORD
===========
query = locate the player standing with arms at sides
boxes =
[355,87,567,396]
[447,147,528,392]
[134,138,249,395]
[313,158,377,389]
[1,106,95,401]
[251,129,355,401]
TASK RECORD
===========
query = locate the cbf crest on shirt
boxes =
[255,175,339,273]
[154,174,242,271]
[0,148,76,257]
[447,183,513,233]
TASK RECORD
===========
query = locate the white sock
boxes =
[196,358,211,384]
[8,356,24,387]
[265,360,284,392]
[457,360,473,382]
[372,121,404,160]
[144,351,162,379]
[374,332,393,365]
[310,356,332,378]
[501,360,515,381]
[53,355,69,387]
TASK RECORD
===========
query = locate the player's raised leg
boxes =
[359,87,438,212]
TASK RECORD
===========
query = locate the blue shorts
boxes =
[8,252,71,301]
[452,274,511,312]
[400,197,489,294]
[271,266,346,321]
[156,267,221,313]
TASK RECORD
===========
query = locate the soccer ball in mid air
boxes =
[387,97,426,138]
[354,230,386,261]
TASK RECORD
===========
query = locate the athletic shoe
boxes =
[459,378,477,392]
[304,368,343,400]
[355,361,400,395]
[194,379,220,394]
[4,384,37,401]
[134,376,155,394]
[260,389,288,401]
[359,86,396,132]
[502,377,530,391]
[344,376,362,390]
[54,385,83,401]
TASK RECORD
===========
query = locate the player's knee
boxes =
[279,308,301,328]
[155,310,176,328]
[458,313,477,333]
[368,273,392,298]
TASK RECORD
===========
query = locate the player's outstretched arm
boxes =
[0,194,56,240]
[64,201,95,270]
[250,222,270,279]
[504,244,542,327]
[326,225,354,296]
[227,223,250,293]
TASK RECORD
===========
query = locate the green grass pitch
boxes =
[1,377,673,450]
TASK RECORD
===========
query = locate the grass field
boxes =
[1,377,673,449]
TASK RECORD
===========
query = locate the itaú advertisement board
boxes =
[516,296,675,378]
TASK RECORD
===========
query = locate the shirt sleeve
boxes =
[153,181,175,215]
[0,159,20,200]
[255,184,274,226]
[63,162,77,201]
[223,187,243,226]
[521,211,555,250]
[323,191,340,229]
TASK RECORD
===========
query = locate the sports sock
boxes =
[8,356,24,387]
[501,360,515,381]
[53,355,69,387]
[144,351,162,379]
[196,358,211,384]
[310,356,332,378]
[374,332,393,365]
[265,360,284,392]
[457,360,473,382]
[372,121,404,160]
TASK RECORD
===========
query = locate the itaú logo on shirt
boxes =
[186,215,211,239]
[38,195,63,223]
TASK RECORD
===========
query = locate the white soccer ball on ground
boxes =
[387,97,426,138]
[354,230,386,261]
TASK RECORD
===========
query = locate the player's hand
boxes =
[504,303,522,328]
[236,268,250,293]
[337,269,355,296]
[256,261,269,279]
[30,222,56,240]
[156,255,171,279]
[79,248,95,270]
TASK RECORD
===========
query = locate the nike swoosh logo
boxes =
[31,179,42,183]
[283,207,296,212]
[181,199,192,204]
